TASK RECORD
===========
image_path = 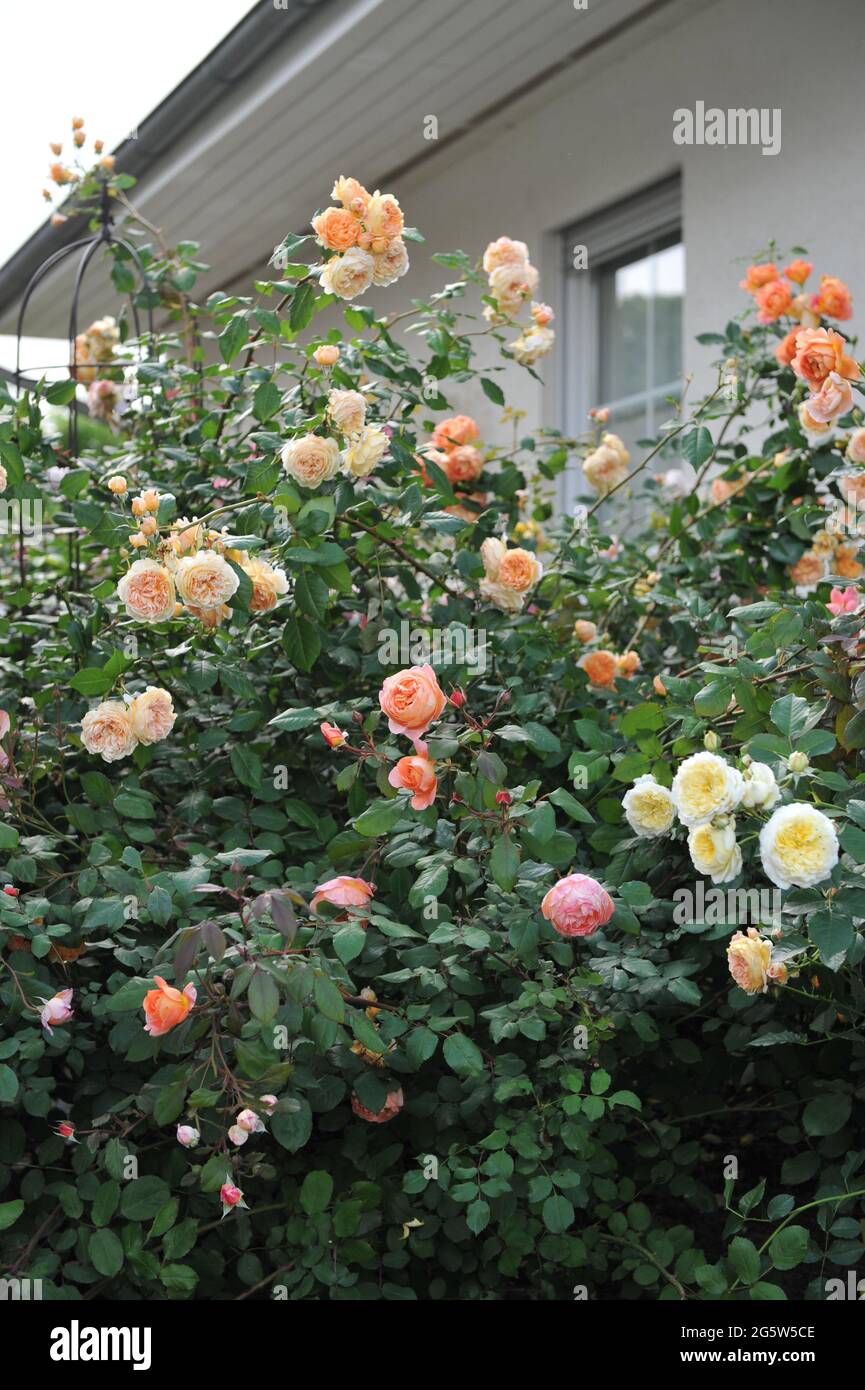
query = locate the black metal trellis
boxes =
[14,176,155,459]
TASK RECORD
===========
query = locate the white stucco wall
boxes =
[386,0,865,469]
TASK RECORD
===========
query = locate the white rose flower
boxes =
[688,821,742,884]
[174,550,240,611]
[759,803,839,889]
[342,424,389,478]
[319,248,375,300]
[280,434,341,489]
[372,238,409,287]
[582,444,629,498]
[479,578,526,612]
[480,537,507,580]
[80,701,137,763]
[326,389,366,435]
[740,761,780,810]
[622,774,676,838]
[671,751,744,827]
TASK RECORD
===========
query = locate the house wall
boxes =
[383,0,865,486]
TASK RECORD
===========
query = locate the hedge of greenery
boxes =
[2,145,865,1302]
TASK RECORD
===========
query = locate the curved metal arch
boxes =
[15,175,157,460]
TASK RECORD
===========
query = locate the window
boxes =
[559,177,684,513]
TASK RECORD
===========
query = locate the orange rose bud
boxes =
[94,139,104,154]
[72,117,84,130]
[50,142,62,156]
[320,721,346,748]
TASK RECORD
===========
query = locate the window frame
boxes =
[558,175,683,514]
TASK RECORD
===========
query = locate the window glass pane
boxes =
[652,242,684,388]
[598,236,683,405]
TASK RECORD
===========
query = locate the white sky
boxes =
[0,0,255,269]
[0,0,254,374]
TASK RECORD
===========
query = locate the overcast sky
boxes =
[0,0,254,269]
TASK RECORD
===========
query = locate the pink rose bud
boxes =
[236,1108,265,1134]
[495,790,512,806]
[176,1124,200,1148]
[4,885,20,896]
[259,1094,278,1116]
[540,873,615,939]
[321,721,346,748]
[220,1177,247,1215]
[212,476,231,490]
[56,1121,76,1142]
[449,689,466,708]
[40,988,74,1036]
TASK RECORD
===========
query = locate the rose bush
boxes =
[1,143,865,1300]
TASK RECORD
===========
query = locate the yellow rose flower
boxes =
[759,803,839,889]
[622,775,675,838]
[671,752,744,827]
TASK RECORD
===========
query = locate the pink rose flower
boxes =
[540,873,615,938]
[220,1176,248,1216]
[388,754,438,810]
[310,876,374,912]
[827,585,860,616]
[804,371,854,424]
[40,988,74,1036]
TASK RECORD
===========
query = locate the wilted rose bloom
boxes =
[727,927,772,994]
[311,876,374,913]
[142,976,197,1037]
[87,378,122,422]
[531,301,554,327]
[510,325,555,365]
[117,558,176,623]
[541,873,614,938]
[810,274,853,321]
[804,371,853,424]
[169,518,204,556]
[431,415,479,450]
[313,344,340,366]
[739,761,780,810]
[351,1087,404,1124]
[81,701,137,763]
[241,556,289,613]
[312,205,360,252]
[379,664,446,744]
[319,247,375,299]
[321,721,346,748]
[583,443,629,497]
[834,544,863,581]
[342,424,389,478]
[281,433,341,488]
[688,821,742,884]
[40,988,74,1036]
[739,262,777,293]
[327,388,366,435]
[128,687,176,745]
[388,753,437,810]
[372,238,410,286]
[176,1124,199,1148]
[174,550,240,610]
[220,1177,247,1215]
